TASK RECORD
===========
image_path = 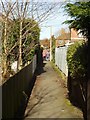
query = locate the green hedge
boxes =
[67,41,87,80]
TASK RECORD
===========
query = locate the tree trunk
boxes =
[18,19,23,70]
[0,22,3,83]
[2,18,10,80]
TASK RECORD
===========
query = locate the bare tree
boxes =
[1,0,16,80]
[0,0,64,81]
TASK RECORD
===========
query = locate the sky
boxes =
[39,4,70,40]
[8,0,71,40]
[0,0,71,40]
[39,16,70,40]
[34,0,66,2]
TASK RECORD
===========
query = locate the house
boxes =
[71,28,85,42]
[56,29,70,47]
[40,38,50,48]
[56,28,85,47]
[56,39,70,47]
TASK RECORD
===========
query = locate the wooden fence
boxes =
[55,46,68,76]
[2,55,37,119]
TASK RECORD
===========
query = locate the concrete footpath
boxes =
[24,61,83,119]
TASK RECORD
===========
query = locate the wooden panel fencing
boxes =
[2,55,37,118]
[55,46,68,76]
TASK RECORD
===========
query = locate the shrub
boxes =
[67,41,87,80]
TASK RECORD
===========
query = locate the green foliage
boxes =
[22,19,40,45]
[7,18,40,64]
[51,62,66,81]
[52,35,56,63]
[67,41,87,79]
[64,1,90,37]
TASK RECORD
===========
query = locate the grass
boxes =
[50,61,67,81]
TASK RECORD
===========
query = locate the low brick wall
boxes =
[2,55,36,119]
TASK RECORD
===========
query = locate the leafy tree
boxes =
[8,20,20,61]
[67,41,87,119]
[67,41,87,79]
[64,1,90,80]
[64,1,90,40]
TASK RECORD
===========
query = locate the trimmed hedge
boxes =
[67,41,87,80]
[67,41,87,119]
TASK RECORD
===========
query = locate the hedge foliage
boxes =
[67,41,87,79]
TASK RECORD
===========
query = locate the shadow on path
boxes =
[23,61,83,119]
[15,63,46,119]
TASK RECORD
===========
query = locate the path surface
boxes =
[24,61,83,119]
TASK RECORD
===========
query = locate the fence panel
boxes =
[55,46,68,76]
[2,55,37,119]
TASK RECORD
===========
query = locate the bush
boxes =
[67,41,87,80]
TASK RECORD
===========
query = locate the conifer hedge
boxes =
[67,41,87,80]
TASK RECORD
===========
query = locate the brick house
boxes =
[71,28,84,42]
[56,28,85,47]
